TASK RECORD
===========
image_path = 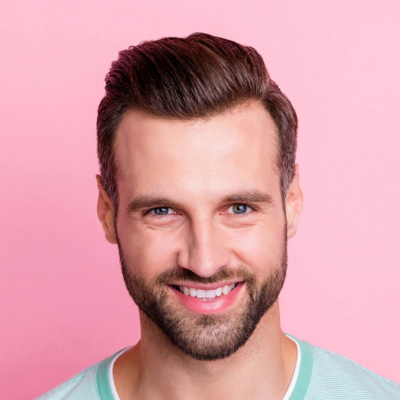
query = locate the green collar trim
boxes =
[96,349,126,400]
[96,336,313,400]
[286,334,314,400]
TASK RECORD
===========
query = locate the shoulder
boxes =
[34,361,102,400]
[303,340,400,399]
[34,347,133,400]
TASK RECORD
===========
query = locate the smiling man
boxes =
[37,33,400,400]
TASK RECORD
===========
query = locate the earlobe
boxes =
[96,175,118,244]
[285,165,303,239]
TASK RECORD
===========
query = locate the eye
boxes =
[151,207,174,216]
[227,204,251,215]
[143,206,182,225]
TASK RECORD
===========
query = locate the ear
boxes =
[96,175,118,244]
[285,164,303,239]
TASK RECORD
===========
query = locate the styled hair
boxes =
[97,33,298,210]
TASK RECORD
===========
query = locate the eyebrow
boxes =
[127,197,181,213]
[126,190,274,214]
[222,191,273,205]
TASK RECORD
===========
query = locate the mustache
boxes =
[154,266,256,286]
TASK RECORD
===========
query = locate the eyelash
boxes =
[144,208,179,217]
[226,204,255,216]
[144,204,256,218]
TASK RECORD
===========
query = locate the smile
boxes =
[170,281,244,314]
[175,283,238,301]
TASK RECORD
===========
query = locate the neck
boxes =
[114,301,297,400]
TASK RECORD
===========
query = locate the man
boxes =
[37,33,400,400]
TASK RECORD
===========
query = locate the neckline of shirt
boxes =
[98,333,312,400]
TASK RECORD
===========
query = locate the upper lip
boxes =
[168,280,243,290]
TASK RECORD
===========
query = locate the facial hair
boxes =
[117,231,287,361]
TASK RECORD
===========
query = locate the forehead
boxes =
[114,102,280,201]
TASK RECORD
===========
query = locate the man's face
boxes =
[110,102,294,360]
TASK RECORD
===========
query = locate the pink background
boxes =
[1,1,399,398]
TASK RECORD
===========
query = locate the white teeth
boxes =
[178,283,237,299]
[222,285,230,295]
[206,289,216,299]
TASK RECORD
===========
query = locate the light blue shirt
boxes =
[36,334,400,400]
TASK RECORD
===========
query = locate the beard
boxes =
[117,231,288,361]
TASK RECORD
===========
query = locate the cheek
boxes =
[228,218,286,274]
[117,220,181,278]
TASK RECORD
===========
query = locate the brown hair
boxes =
[97,33,298,210]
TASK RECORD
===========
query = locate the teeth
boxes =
[206,290,216,299]
[178,283,237,299]
[222,285,230,295]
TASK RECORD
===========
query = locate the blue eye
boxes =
[229,204,249,214]
[152,207,171,215]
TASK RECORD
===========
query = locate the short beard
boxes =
[117,233,287,361]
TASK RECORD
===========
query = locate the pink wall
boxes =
[1,1,399,398]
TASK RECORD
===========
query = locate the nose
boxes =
[177,219,231,278]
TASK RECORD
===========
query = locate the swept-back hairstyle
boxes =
[97,33,298,211]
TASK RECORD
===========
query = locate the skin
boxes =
[97,101,303,400]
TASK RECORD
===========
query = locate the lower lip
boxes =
[171,283,244,314]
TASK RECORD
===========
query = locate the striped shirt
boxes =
[36,334,400,399]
